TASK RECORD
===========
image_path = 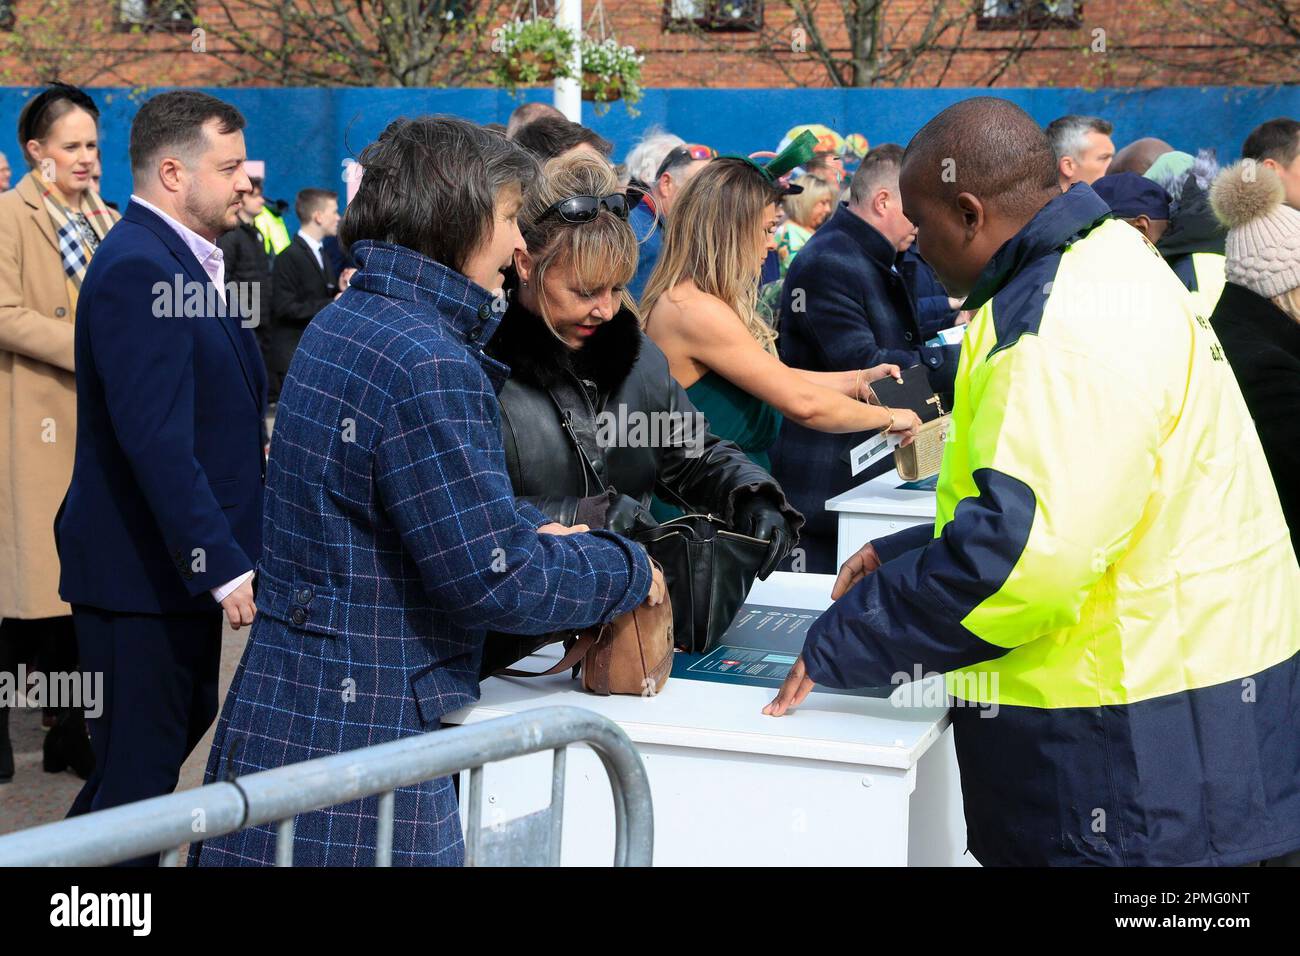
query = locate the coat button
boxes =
[591,459,604,475]
[905,332,914,341]
[296,587,313,604]
[291,607,308,625]
[55,307,67,317]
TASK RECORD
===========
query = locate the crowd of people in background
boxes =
[0,81,1298,867]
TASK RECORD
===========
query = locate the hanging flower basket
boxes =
[579,37,644,112]
[492,16,579,90]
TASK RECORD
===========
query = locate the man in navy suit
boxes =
[56,91,265,853]
[772,144,961,573]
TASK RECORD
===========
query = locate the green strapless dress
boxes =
[651,371,783,521]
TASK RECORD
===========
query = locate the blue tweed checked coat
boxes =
[191,240,652,867]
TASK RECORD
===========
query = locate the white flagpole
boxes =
[553,0,582,121]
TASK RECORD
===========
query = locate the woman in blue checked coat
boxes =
[191,118,662,867]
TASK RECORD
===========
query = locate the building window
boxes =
[663,0,763,33]
[0,0,15,31]
[976,0,1082,31]
[117,0,196,33]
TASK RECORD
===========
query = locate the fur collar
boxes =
[487,295,643,396]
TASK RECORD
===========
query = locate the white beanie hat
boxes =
[1210,161,1300,299]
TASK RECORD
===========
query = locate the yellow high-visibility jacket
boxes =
[252,207,291,256]
[804,185,1300,866]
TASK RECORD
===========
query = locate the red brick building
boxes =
[0,1,1295,88]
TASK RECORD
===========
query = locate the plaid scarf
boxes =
[39,176,119,289]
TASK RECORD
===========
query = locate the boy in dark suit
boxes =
[269,188,340,388]
[56,91,266,861]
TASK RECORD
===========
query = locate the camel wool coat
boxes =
[0,172,115,618]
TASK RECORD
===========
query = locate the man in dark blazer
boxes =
[772,144,961,574]
[269,188,339,389]
[56,91,265,858]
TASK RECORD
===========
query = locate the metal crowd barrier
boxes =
[0,706,653,867]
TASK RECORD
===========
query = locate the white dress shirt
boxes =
[297,229,325,271]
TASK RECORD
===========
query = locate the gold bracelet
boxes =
[885,407,895,432]
[854,368,865,401]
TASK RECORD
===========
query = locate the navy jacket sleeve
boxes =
[376,349,652,635]
[783,256,960,381]
[784,264,911,371]
[870,522,935,564]
[84,254,252,595]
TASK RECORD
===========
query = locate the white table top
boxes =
[444,572,951,770]
[825,473,938,518]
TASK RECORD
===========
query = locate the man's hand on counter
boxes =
[765,542,887,716]
[831,542,882,599]
[763,655,815,717]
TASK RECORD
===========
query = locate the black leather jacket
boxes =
[487,298,803,534]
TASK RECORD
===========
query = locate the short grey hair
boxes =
[848,143,904,208]
[623,127,684,185]
[1045,114,1113,161]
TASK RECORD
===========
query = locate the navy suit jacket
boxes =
[771,205,960,573]
[57,200,267,614]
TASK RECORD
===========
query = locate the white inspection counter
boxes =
[825,473,937,568]
[443,571,973,866]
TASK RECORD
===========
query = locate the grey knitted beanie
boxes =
[1210,160,1300,299]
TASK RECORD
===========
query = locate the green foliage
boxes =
[491,16,579,89]
[580,36,643,111]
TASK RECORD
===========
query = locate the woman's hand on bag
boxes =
[831,542,882,600]
[856,364,903,402]
[886,407,922,447]
[734,495,795,580]
[644,563,666,607]
[763,654,815,717]
[538,522,590,535]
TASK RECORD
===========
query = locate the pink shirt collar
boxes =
[130,194,225,295]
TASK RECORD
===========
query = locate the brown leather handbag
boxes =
[501,595,674,697]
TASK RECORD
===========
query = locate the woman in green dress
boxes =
[642,152,919,521]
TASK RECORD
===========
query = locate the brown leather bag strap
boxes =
[499,630,600,679]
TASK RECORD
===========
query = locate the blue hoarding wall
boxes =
[2,85,1296,232]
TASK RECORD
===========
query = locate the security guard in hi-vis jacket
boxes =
[767,97,1300,868]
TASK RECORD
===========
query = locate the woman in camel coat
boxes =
[0,84,118,782]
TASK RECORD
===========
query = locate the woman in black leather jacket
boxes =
[482,153,803,673]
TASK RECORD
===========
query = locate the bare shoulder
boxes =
[650,282,743,344]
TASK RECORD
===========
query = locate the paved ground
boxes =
[0,622,249,840]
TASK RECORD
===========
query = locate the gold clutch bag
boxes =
[894,415,951,481]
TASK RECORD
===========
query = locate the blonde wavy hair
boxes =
[1273,286,1300,324]
[783,174,836,228]
[640,157,785,355]
[519,153,639,336]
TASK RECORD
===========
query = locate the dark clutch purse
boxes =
[632,512,767,655]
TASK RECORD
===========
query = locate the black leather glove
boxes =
[605,493,657,535]
[733,495,796,580]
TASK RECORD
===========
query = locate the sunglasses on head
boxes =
[654,144,717,181]
[539,193,630,224]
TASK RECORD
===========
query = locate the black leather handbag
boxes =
[557,418,767,655]
[631,510,768,654]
